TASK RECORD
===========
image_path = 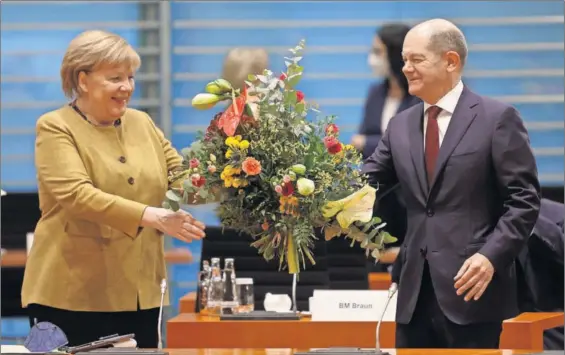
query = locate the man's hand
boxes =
[454,253,494,302]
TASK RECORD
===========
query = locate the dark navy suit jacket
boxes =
[359,82,421,159]
[362,85,541,325]
[517,198,564,350]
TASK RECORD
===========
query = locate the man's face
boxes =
[402,31,449,102]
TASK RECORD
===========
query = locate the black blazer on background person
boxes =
[359,81,421,159]
[362,85,541,326]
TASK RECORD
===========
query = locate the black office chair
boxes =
[198,226,330,311]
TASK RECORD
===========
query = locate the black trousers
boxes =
[396,262,503,349]
[27,303,159,348]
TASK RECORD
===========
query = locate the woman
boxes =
[21,30,206,348]
[221,47,269,90]
[351,23,420,159]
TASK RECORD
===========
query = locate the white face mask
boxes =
[368,53,389,77]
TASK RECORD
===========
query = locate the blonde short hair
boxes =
[60,30,141,98]
[221,48,269,90]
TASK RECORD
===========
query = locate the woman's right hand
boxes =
[142,207,206,243]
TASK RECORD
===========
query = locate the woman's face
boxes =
[367,36,390,77]
[78,63,135,122]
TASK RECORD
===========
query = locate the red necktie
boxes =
[425,106,442,186]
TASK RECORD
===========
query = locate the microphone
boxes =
[157,278,167,350]
[375,283,398,355]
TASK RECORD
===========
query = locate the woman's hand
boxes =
[142,207,206,243]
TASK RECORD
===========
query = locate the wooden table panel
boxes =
[167,313,395,349]
[166,312,564,350]
[369,273,392,290]
[166,349,533,355]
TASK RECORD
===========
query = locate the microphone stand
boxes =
[375,283,397,355]
[294,283,398,355]
[157,278,167,350]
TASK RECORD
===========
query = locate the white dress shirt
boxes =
[381,96,402,135]
[423,80,464,148]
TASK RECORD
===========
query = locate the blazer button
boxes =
[128,177,135,185]
[427,209,434,217]
[119,156,127,163]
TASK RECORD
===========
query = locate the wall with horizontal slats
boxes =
[170,0,564,187]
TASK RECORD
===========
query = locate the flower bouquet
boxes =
[165,40,396,276]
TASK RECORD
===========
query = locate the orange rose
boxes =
[242,157,262,176]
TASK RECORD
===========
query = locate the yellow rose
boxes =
[225,137,239,149]
[232,178,243,188]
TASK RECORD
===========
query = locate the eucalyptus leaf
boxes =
[169,200,180,212]
[198,189,209,199]
[287,73,302,88]
[166,190,182,202]
[256,75,268,84]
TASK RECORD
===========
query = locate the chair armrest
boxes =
[500,312,564,350]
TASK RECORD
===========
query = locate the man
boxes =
[516,198,564,350]
[362,19,541,348]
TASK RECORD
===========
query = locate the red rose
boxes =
[324,136,342,155]
[281,182,294,196]
[191,174,206,188]
[296,90,304,102]
[189,158,200,169]
[279,73,287,81]
[325,123,339,136]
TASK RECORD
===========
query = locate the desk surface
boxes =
[165,349,539,355]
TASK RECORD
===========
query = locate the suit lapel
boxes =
[408,103,428,198]
[429,87,480,193]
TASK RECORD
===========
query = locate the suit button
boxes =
[427,209,434,217]
[119,156,127,163]
[128,177,135,185]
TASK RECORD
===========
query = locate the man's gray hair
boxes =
[427,26,468,67]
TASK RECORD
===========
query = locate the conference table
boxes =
[164,349,541,355]
[169,292,563,351]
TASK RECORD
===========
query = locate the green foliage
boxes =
[165,40,395,273]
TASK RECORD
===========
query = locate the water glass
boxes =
[235,278,254,313]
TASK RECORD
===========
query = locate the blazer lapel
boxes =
[408,103,428,198]
[429,86,480,193]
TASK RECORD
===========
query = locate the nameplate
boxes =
[310,290,396,322]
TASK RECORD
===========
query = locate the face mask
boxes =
[368,53,389,77]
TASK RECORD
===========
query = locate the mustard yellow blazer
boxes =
[21,105,182,312]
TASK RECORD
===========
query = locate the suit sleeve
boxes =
[361,122,398,193]
[35,115,147,239]
[362,133,383,160]
[390,246,403,284]
[479,106,541,272]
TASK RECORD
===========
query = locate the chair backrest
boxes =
[198,226,330,311]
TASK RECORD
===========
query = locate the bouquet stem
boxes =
[292,273,298,312]
[286,231,299,274]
